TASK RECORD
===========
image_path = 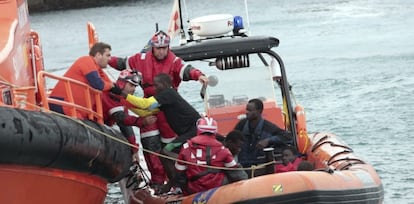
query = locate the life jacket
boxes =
[176,135,236,194]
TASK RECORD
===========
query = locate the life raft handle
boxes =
[329,158,366,170]
[314,168,335,174]
[311,134,329,152]
[312,140,354,154]
[327,150,353,165]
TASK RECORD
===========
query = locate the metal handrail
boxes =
[37,71,103,124]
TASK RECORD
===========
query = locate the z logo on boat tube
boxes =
[272,184,283,193]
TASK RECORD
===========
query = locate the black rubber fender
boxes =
[0,107,132,182]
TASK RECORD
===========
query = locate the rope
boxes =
[145,147,276,172]
[17,95,276,173]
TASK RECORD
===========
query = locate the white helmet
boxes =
[116,70,141,89]
[196,117,218,134]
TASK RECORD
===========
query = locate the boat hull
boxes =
[0,106,132,182]
[0,165,107,204]
[124,132,383,204]
[0,1,131,203]
[0,106,133,203]
[178,166,383,204]
[122,31,384,204]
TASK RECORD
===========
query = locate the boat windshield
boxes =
[205,54,281,109]
[192,52,286,135]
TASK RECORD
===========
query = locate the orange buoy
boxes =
[295,105,309,154]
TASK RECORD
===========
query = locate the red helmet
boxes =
[196,117,218,134]
[116,70,141,89]
[151,30,170,48]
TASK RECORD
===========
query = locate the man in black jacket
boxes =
[234,98,292,177]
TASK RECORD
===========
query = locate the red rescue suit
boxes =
[109,50,204,143]
[101,91,166,184]
[175,134,237,195]
[275,157,302,173]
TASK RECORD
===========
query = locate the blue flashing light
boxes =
[233,16,244,30]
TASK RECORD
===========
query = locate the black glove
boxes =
[110,85,122,95]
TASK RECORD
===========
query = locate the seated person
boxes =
[174,117,247,195]
[297,160,315,171]
[224,130,248,182]
[234,98,291,177]
[275,146,302,173]
[224,130,245,162]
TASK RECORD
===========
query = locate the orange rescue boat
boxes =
[120,12,384,204]
[0,1,133,203]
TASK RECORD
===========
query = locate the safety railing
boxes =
[37,71,104,124]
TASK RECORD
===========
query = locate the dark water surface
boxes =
[30,0,414,203]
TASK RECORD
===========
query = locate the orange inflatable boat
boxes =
[117,6,384,203]
[121,33,384,204]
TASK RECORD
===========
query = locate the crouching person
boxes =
[102,69,157,154]
[174,117,247,195]
[105,70,167,189]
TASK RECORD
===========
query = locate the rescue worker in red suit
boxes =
[174,117,247,195]
[108,31,209,187]
[101,69,166,187]
[101,70,157,154]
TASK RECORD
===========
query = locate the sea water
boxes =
[30,0,414,203]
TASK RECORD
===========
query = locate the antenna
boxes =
[181,0,194,43]
[244,0,251,35]
[178,0,184,32]
[182,0,189,25]
[178,0,188,45]
[155,23,159,32]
